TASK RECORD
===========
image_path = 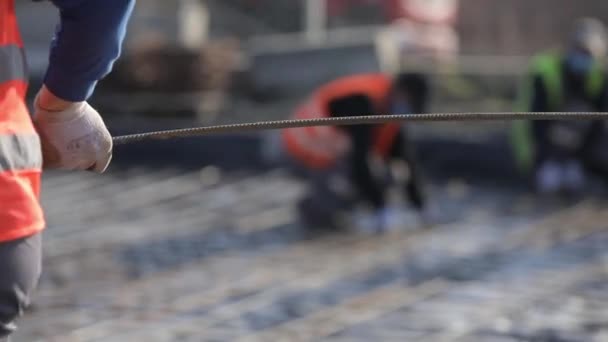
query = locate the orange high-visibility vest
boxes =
[0,0,45,242]
[282,74,401,169]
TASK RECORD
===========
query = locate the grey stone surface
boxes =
[9,164,608,341]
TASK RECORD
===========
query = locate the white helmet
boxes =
[569,17,607,59]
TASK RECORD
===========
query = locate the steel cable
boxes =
[112,112,608,145]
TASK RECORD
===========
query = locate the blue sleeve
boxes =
[44,0,135,102]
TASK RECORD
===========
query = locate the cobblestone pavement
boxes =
[13,166,608,342]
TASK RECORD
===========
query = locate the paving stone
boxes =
[12,167,608,342]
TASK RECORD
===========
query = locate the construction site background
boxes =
[16,0,608,125]
[10,2,608,341]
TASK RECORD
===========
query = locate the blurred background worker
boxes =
[0,0,134,340]
[512,17,608,195]
[280,73,434,233]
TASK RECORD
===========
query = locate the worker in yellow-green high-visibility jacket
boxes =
[512,18,608,195]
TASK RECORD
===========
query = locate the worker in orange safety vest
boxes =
[279,73,436,233]
[0,0,134,339]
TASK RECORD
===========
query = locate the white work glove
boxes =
[535,161,562,195]
[563,160,586,194]
[34,100,113,173]
[418,203,441,228]
[379,207,405,232]
[355,207,403,234]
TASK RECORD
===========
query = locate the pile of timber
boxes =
[94,38,243,122]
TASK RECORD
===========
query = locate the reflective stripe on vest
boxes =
[533,54,603,110]
[0,0,45,241]
[0,45,27,83]
[0,134,42,172]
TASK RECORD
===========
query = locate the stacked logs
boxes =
[95,38,243,121]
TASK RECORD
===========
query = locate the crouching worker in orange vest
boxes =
[280,73,434,233]
[0,0,134,340]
